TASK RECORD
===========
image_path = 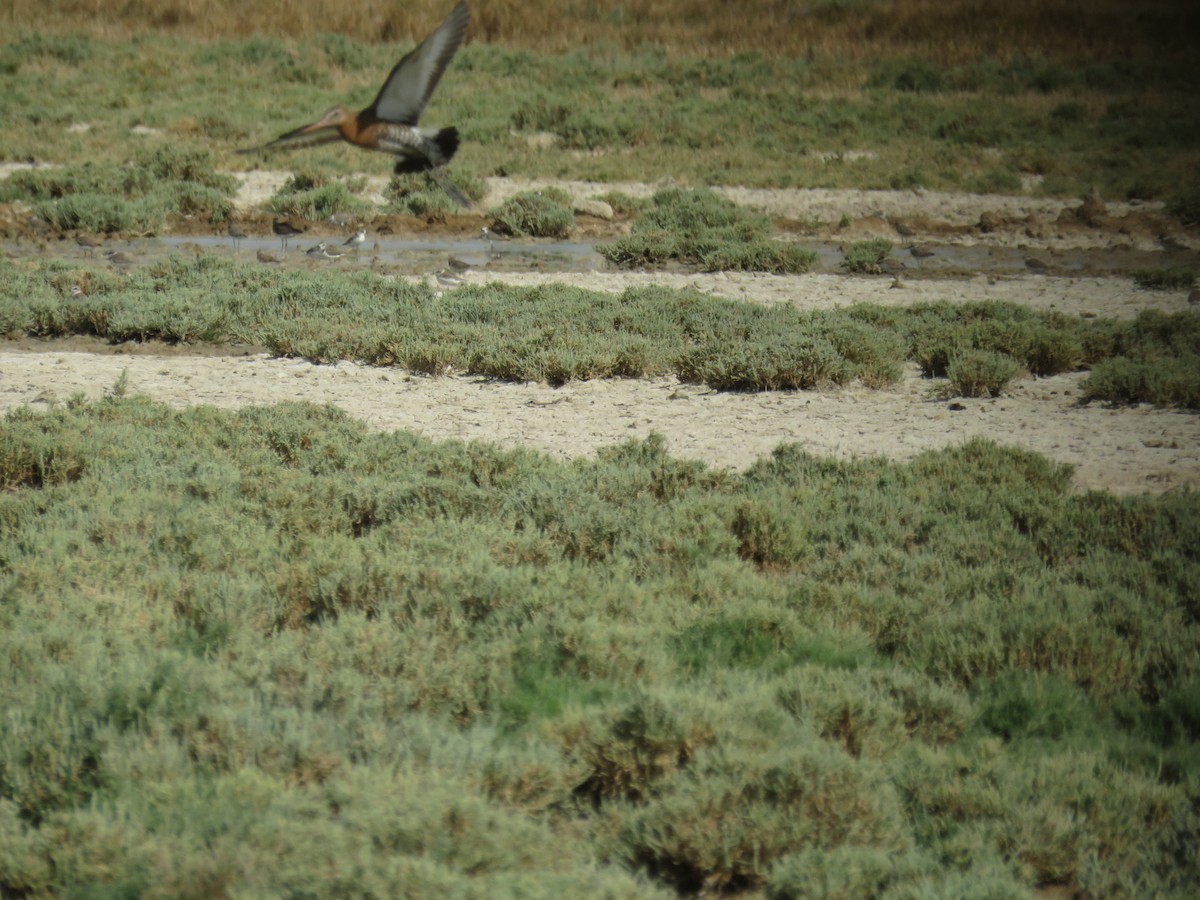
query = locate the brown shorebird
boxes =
[75,233,102,256]
[239,1,471,207]
[257,250,281,264]
[104,250,136,272]
[227,222,248,249]
[447,251,488,273]
[273,219,304,252]
[909,244,934,259]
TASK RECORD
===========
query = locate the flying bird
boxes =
[239,1,471,207]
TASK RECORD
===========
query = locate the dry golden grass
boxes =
[5,0,1194,62]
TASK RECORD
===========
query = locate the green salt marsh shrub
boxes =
[946,348,1021,397]
[840,238,895,274]
[1081,355,1200,407]
[1133,265,1196,290]
[1,400,1198,895]
[268,170,373,220]
[598,187,817,273]
[0,147,235,231]
[385,170,486,216]
[488,187,575,238]
[1,257,1199,402]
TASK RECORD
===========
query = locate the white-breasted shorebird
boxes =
[480,226,510,254]
[342,230,366,250]
[273,219,304,252]
[434,268,464,289]
[306,241,329,258]
[239,1,471,207]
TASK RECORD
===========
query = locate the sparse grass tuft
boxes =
[1133,266,1196,291]
[1167,187,1200,226]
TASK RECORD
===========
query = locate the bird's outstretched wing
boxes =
[237,124,343,155]
[370,0,470,125]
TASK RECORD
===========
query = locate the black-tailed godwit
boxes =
[240,1,471,207]
[273,219,304,252]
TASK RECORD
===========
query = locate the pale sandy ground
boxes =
[2,173,1198,494]
[3,346,1198,495]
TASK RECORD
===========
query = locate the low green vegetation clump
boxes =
[383,170,487,217]
[488,187,575,238]
[4,258,1200,404]
[0,147,235,232]
[1133,265,1196,291]
[267,171,373,221]
[597,187,817,273]
[0,398,1197,896]
[852,300,1200,406]
[840,238,895,274]
[946,348,1022,397]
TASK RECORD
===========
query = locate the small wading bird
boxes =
[342,230,366,250]
[240,0,471,208]
[75,233,102,256]
[273,219,304,252]
[227,221,248,249]
[434,268,463,289]
[104,250,136,272]
[306,242,330,259]
[480,226,509,254]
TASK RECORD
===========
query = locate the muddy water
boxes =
[5,232,1195,280]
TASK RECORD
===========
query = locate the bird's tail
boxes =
[394,127,460,174]
[431,169,470,209]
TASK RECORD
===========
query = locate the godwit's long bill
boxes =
[239,0,470,208]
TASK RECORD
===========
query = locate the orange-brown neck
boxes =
[339,109,377,147]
